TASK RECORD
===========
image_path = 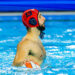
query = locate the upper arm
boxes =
[13,43,29,66]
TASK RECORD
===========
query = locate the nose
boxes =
[43,16,45,21]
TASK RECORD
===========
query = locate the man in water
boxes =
[12,9,46,68]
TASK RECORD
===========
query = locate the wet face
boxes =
[38,12,46,28]
[37,12,46,39]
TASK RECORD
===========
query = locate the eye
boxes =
[39,15,41,18]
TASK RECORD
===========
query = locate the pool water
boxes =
[0,14,75,75]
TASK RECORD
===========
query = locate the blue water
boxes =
[0,14,75,75]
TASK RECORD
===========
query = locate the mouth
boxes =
[42,23,45,28]
[42,25,45,27]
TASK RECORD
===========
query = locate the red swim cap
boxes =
[22,9,39,27]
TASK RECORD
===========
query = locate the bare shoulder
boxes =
[13,39,32,66]
[17,39,35,51]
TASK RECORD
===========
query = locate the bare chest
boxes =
[29,41,45,59]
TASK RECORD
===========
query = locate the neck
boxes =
[25,27,40,42]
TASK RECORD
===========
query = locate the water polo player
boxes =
[12,9,46,68]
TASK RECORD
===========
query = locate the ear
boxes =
[29,18,37,25]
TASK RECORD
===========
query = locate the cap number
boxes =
[25,11,32,17]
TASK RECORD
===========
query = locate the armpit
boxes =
[28,50,35,56]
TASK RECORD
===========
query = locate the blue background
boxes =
[0,0,75,12]
[0,14,75,74]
